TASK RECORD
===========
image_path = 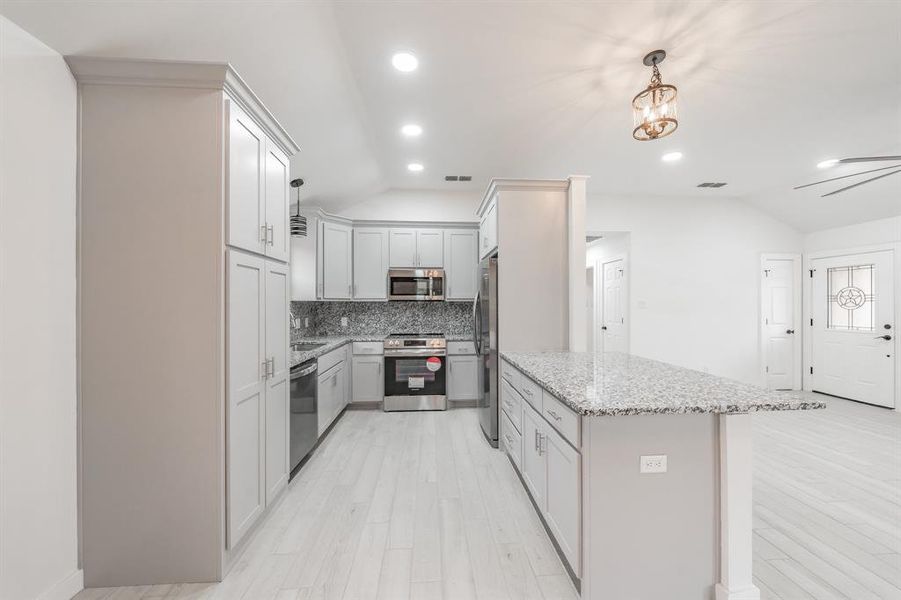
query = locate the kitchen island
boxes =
[498,351,825,600]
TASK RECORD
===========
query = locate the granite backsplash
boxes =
[290,301,472,340]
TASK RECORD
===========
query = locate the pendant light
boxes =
[290,178,307,237]
[632,50,679,141]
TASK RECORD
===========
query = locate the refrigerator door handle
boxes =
[472,290,481,354]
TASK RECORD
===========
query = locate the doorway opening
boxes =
[587,232,630,354]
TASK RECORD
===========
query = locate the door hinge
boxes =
[809,269,815,278]
[810,366,814,375]
[765,366,769,373]
[810,318,814,326]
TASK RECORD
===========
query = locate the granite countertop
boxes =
[499,351,826,417]
[290,333,475,367]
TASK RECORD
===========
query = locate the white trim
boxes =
[311,207,477,230]
[567,176,589,351]
[716,414,760,600]
[64,56,299,156]
[803,242,900,410]
[36,569,83,600]
[759,253,802,390]
[477,177,570,215]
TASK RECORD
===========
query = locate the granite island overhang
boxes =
[497,351,825,600]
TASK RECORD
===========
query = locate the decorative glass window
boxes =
[827,264,875,331]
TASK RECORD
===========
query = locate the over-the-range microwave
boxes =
[388,269,445,301]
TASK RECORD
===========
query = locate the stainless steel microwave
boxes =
[388,269,445,301]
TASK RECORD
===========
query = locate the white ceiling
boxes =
[2,1,899,231]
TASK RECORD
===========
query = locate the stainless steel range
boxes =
[383,333,447,411]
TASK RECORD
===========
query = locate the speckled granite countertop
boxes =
[290,334,475,367]
[499,351,826,416]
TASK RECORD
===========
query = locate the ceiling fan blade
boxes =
[822,168,901,197]
[838,155,901,164]
[794,163,901,190]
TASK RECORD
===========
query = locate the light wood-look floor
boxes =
[75,398,901,600]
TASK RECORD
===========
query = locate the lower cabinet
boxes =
[352,355,383,402]
[506,376,581,578]
[317,360,346,436]
[448,354,479,401]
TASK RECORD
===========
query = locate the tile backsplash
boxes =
[291,301,472,340]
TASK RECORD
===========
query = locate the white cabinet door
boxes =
[445,230,478,300]
[226,250,266,549]
[479,201,497,259]
[448,355,479,401]
[264,261,289,504]
[520,403,547,511]
[344,345,352,408]
[544,425,581,576]
[416,229,444,267]
[264,141,290,263]
[353,356,383,402]
[321,221,352,299]
[353,228,389,299]
[227,100,266,256]
[389,229,417,268]
[317,368,335,436]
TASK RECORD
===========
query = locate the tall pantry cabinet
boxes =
[68,57,299,587]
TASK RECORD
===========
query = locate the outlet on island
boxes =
[640,454,667,474]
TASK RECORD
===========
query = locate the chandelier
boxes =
[632,50,678,141]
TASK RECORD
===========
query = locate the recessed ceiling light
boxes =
[661,151,683,162]
[392,52,418,72]
[401,124,422,137]
[817,158,839,169]
[407,163,424,172]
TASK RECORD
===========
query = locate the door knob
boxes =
[875,335,892,341]
[786,329,795,334]
[885,324,893,330]
[601,326,608,330]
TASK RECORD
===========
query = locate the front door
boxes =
[763,258,798,390]
[602,258,628,353]
[811,250,895,408]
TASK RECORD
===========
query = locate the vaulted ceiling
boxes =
[2,1,899,231]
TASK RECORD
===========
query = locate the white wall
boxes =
[587,195,802,385]
[0,16,81,600]
[331,188,481,222]
[804,215,901,252]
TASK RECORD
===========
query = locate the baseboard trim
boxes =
[715,583,761,600]
[37,569,84,600]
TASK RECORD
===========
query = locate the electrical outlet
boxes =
[304,317,310,327]
[341,317,348,327]
[640,455,667,474]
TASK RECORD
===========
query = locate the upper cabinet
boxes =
[353,228,389,300]
[320,221,353,300]
[227,100,291,263]
[389,228,444,268]
[445,230,478,301]
[479,198,498,260]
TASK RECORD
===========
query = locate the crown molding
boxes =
[477,178,571,215]
[64,56,300,156]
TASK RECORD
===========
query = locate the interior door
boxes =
[265,261,290,503]
[602,258,628,353]
[763,258,798,390]
[227,100,265,255]
[264,140,290,262]
[811,250,895,408]
[226,250,266,548]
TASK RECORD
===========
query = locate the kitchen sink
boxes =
[291,342,327,352]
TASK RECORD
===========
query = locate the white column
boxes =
[567,175,589,352]
[716,413,760,600]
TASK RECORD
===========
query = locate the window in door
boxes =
[827,264,875,332]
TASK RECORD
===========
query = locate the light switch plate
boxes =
[640,455,667,474]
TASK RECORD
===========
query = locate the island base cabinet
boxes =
[544,425,580,577]
[521,403,548,511]
[501,411,522,471]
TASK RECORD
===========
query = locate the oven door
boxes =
[383,350,447,410]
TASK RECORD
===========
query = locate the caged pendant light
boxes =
[290,178,307,237]
[632,50,679,141]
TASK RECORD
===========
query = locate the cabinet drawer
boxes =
[500,359,519,387]
[318,344,347,373]
[352,341,383,355]
[447,341,476,355]
[501,411,522,472]
[543,391,580,448]
[518,374,542,412]
[500,378,522,433]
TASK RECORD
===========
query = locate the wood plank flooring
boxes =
[75,397,901,600]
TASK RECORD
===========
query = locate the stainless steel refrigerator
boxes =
[475,255,498,447]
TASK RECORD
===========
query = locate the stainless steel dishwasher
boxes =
[289,359,318,478]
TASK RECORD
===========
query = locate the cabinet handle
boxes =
[539,433,546,455]
[267,224,274,246]
[546,409,562,422]
[261,360,269,380]
[260,225,267,243]
[269,357,275,378]
[534,429,540,451]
